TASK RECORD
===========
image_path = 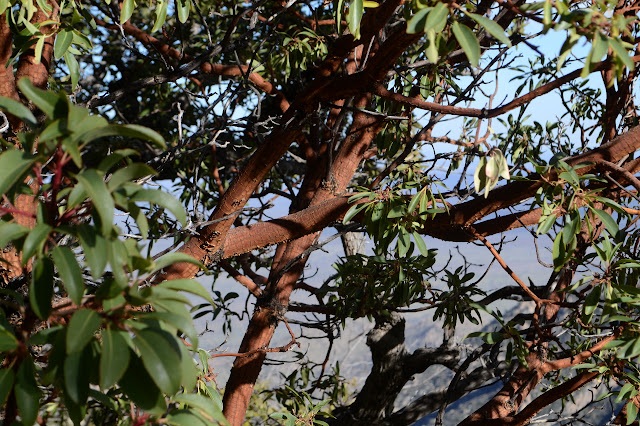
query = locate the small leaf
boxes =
[152,253,204,275]
[0,97,38,128]
[347,0,364,39]
[18,78,61,118]
[0,150,37,198]
[75,169,114,236]
[0,368,15,406]
[0,329,19,352]
[424,2,448,33]
[468,13,511,46]
[33,36,45,65]
[608,37,634,70]
[107,163,156,191]
[627,400,638,425]
[176,0,190,23]
[452,21,480,66]
[134,328,182,395]
[77,225,108,279]
[118,354,166,414]
[15,357,41,426]
[343,202,367,224]
[64,348,91,404]
[130,188,187,226]
[100,328,130,389]
[54,28,73,59]
[120,0,135,23]
[66,309,101,354]
[406,8,430,34]
[157,279,213,304]
[30,257,54,319]
[64,51,80,90]
[152,0,168,32]
[412,231,429,257]
[591,208,619,237]
[52,246,85,305]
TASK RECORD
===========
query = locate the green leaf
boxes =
[176,0,190,23]
[452,21,480,66]
[343,202,367,224]
[18,78,61,118]
[178,342,198,391]
[0,149,36,198]
[424,2,448,33]
[166,410,209,426]
[172,394,228,424]
[75,169,114,236]
[66,309,101,354]
[51,246,85,305]
[157,279,213,304]
[537,213,557,235]
[406,8,430,34]
[64,347,91,404]
[54,28,73,59]
[130,188,187,226]
[0,368,15,406]
[152,253,204,276]
[0,96,38,128]
[608,37,634,70]
[15,357,41,426]
[77,225,108,279]
[591,208,619,237]
[107,163,156,191]
[120,0,135,23]
[347,0,364,39]
[141,311,198,346]
[0,329,19,352]
[134,328,182,394]
[77,124,165,148]
[119,353,167,414]
[412,231,429,257]
[100,328,130,389]
[152,0,168,32]
[0,222,29,249]
[33,36,45,65]
[30,257,54,319]
[22,223,52,263]
[627,400,638,425]
[468,13,511,46]
[64,51,80,90]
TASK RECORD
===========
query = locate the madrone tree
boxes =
[1,0,640,424]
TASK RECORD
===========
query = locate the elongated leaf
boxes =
[0,97,37,128]
[452,21,480,66]
[107,163,156,191]
[120,0,134,23]
[17,78,61,118]
[22,223,52,264]
[406,8,430,34]
[64,348,91,403]
[0,222,29,249]
[77,225,108,279]
[134,328,182,394]
[412,231,429,257]
[118,352,166,414]
[78,123,165,148]
[347,0,363,39]
[608,37,634,70]
[130,189,187,226]
[100,328,130,389]
[591,208,619,236]
[468,13,511,46]
[424,2,448,33]
[30,257,54,319]
[76,169,114,236]
[54,28,73,59]
[176,0,190,23]
[342,202,366,224]
[15,357,41,426]
[172,394,227,424]
[157,279,213,304]
[0,368,14,406]
[152,0,168,32]
[64,51,80,90]
[0,150,36,197]
[141,312,198,346]
[152,253,204,275]
[0,329,18,352]
[66,309,101,354]
[51,246,84,305]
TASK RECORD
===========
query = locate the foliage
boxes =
[0,0,639,424]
